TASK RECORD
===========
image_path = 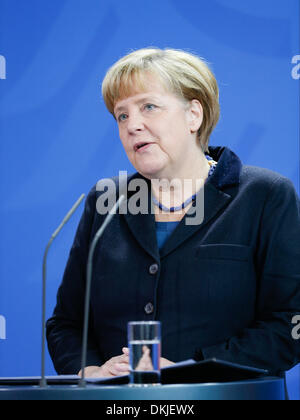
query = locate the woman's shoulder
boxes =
[240,164,298,198]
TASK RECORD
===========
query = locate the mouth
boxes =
[134,142,155,152]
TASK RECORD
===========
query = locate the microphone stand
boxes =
[79,194,125,388]
[40,194,86,388]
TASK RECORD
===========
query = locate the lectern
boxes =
[0,377,284,400]
[0,358,286,400]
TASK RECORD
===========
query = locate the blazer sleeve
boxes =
[197,176,300,375]
[46,187,103,374]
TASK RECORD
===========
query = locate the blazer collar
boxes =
[121,146,242,260]
[207,146,242,189]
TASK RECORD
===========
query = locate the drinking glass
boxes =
[127,321,161,386]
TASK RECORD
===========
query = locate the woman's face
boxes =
[113,76,203,180]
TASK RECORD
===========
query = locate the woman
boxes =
[46,48,300,379]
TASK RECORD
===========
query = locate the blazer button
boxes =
[149,263,159,275]
[144,302,154,315]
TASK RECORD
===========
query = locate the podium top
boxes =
[0,377,285,400]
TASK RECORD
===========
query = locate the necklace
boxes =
[152,194,197,213]
[152,155,217,213]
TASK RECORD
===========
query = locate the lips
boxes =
[134,141,154,152]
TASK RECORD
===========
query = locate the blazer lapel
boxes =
[122,174,160,262]
[123,210,160,262]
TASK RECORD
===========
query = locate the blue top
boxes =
[155,221,180,250]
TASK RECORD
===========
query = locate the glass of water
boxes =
[127,321,161,386]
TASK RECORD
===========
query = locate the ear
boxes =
[186,99,203,133]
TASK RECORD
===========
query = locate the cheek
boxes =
[168,109,189,131]
[163,115,189,142]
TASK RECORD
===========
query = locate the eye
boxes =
[144,103,157,111]
[117,113,128,122]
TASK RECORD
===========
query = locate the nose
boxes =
[127,111,145,134]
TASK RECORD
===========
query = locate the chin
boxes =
[132,159,165,178]
[137,165,165,179]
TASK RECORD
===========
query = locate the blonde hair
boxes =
[102,48,220,152]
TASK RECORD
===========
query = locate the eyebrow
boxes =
[114,95,161,114]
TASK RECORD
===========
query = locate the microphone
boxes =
[79,194,126,387]
[40,194,86,388]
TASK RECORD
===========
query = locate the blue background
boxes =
[0,0,299,399]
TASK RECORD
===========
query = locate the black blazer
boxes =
[46,146,300,375]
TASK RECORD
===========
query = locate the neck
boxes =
[151,151,209,208]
